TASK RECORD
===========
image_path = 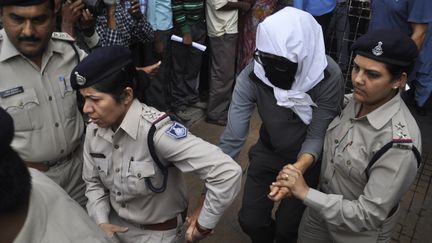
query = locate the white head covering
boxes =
[254,7,327,125]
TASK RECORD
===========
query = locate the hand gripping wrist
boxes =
[196,222,212,236]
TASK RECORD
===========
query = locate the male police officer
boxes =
[0,0,96,205]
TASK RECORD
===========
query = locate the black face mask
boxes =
[263,64,297,90]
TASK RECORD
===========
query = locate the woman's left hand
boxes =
[272,164,310,201]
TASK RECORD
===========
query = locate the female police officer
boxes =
[69,46,242,243]
[271,29,422,242]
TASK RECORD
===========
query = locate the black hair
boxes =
[0,0,55,11]
[384,62,414,82]
[92,63,137,103]
[49,0,55,11]
[0,148,31,216]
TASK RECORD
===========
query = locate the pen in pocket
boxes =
[59,75,69,91]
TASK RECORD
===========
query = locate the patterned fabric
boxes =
[236,0,277,73]
[96,0,154,47]
[172,0,204,33]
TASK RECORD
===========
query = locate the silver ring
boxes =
[283,173,289,181]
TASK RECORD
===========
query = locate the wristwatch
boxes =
[196,222,213,236]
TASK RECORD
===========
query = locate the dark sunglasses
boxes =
[253,49,298,72]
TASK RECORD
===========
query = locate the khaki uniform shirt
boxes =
[83,100,242,229]
[14,169,110,243]
[303,94,421,242]
[0,29,85,162]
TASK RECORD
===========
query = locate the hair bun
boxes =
[0,108,15,156]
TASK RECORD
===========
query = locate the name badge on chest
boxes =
[0,86,24,98]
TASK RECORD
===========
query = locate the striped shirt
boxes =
[172,0,204,33]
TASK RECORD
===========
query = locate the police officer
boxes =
[272,29,422,242]
[0,108,111,243]
[70,46,242,243]
[0,0,99,205]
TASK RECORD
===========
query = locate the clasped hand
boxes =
[268,164,310,202]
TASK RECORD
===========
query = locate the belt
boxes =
[25,150,75,172]
[131,216,178,231]
[129,209,187,231]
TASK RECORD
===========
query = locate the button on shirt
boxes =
[0,29,85,162]
[83,100,241,229]
[304,94,421,234]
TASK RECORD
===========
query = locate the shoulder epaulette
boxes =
[391,112,413,150]
[51,32,75,42]
[141,105,170,129]
[365,111,421,179]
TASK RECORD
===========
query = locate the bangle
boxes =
[195,222,212,236]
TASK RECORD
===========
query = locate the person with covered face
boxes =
[218,7,344,243]
[271,29,422,242]
[70,45,242,243]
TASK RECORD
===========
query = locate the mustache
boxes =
[18,36,41,42]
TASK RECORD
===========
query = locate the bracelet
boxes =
[195,222,212,236]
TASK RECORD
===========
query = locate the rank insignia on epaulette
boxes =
[51,32,75,42]
[165,122,188,139]
[395,122,405,130]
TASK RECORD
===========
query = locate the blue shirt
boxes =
[293,0,337,16]
[369,0,432,36]
[146,0,173,31]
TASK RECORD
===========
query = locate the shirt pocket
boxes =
[1,88,42,131]
[56,75,78,119]
[94,157,113,188]
[126,161,157,196]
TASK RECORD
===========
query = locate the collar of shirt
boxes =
[0,29,66,63]
[353,93,402,130]
[96,99,142,142]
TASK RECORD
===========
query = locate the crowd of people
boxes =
[0,0,431,242]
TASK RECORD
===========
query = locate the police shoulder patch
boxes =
[52,32,75,42]
[165,122,188,139]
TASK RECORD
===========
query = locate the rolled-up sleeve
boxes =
[154,128,242,229]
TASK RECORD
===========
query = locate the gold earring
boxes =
[393,86,398,89]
